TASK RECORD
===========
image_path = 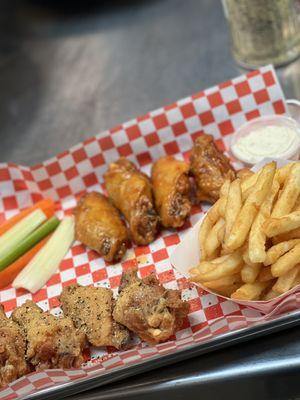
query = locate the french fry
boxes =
[293,196,300,211]
[264,239,300,265]
[241,263,262,284]
[224,179,242,243]
[263,289,279,301]
[272,227,300,244]
[218,179,230,217]
[207,248,220,261]
[231,281,269,301]
[226,162,276,251]
[272,163,300,218]
[198,200,220,260]
[241,185,254,202]
[258,266,273,282]
[190,251,243,282]
[264,211,300,238]
[272,264,300,294]
[271,243,300,277]
[203,273,241,291]
[275,162,296,186]
[214,284,242,297]
[292,272,300,288]
[241,171,258,194]
[237,168,254,181]
[248,179,279,263]
[206,218,225,257]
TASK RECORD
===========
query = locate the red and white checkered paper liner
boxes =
[0,65,294,400]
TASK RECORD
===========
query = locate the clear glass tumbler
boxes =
[222,0,300,68]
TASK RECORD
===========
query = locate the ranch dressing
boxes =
[231,125,300,164]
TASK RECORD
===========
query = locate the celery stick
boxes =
[0,216,60,272]
[13,216,75,293]
[0,209,46,260]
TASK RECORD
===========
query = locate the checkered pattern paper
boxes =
[0,65,290,400]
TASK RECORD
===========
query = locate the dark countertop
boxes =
[1,1,300,399]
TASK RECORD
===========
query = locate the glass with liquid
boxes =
[222,0,300,68]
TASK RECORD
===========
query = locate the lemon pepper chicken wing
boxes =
[12,301,85,370]
[75,192,129,262]
[113,269,190,344]
[60,285,130,350]
[151,156,191,228]
[104,158,159,245]
[190,134,236,203]
[0,305,28,388]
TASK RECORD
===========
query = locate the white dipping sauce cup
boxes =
[230,115,300,166]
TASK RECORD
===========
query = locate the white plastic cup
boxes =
[230,114,300,166]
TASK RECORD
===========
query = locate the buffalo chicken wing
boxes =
[104,158,159,245]
[74,192,129,262]
[151,156,191,228]
[190,134,235,203]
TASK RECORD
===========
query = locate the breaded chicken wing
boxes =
[0,305,28,388]
[190,134,235,203]
[75,192,129,262]
[113,269,189,344]
[12,301,84,370]
[152,156,191,228]
[60,285,130,349]
[104,158,159,245]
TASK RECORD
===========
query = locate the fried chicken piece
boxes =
[0,305,28,388]
[12,301,85,370]
[60,285,130,350]
[104,158,159,245]
[113,269,189,344]
[75,192,129,262]
[190,134,236,203]
[152,156,191,228]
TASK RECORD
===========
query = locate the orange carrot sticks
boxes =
[0,235,50,289]
[0,199,55,236]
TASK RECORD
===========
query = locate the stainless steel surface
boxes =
[1,1,300,400]
[69,324,300,400]
[0,0,299,166]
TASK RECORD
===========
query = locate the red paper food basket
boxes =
[0,65,295,400]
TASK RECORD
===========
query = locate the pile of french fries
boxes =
[190,161,300,301]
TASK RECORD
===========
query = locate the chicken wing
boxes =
[75,192,129,262]
[12,301,85,370]
[60,285,130,349]
[151,156,191,228]
[0,305,28,388]
[190,134,235,203]
[104,158,159,245]
[113,269,189,344]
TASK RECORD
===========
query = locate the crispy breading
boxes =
[12,301,85,370]
[113,269,190,344]
[60,285,130,349]
[0,305,28,388]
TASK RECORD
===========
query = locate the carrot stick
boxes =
[0,199,55,236]
[0,235,50,289]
